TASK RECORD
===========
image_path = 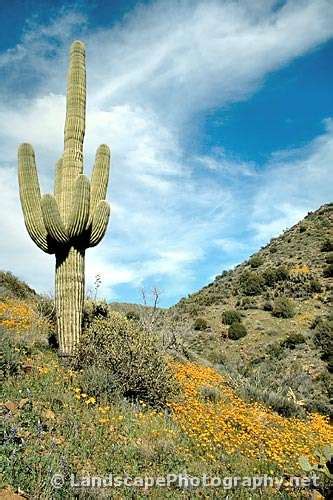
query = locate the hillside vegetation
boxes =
[163,204,333,417]
[1,204,333,499]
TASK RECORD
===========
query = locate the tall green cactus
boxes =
[18,41,111,356]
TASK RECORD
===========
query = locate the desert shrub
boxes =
[281,333,305,349]
[313,319,333,362]
[126,310,140,321]
[309,279,322,293]
[237,296,257,309]
[272,297,295,318]
[263,266,289,287]
[193,317,208,331]
[325,253,333,264]
[240,271,264,296]
[83,299,109,327]
[299,225,307,233]
[74,312,178,407]
[321,239,333,252]
[310,316,323,330]
[228,322,247,340]
[263,301,273,311]
[323,264,333,278]
[221,309,242,325]
[249,255,264,269]
[199,386,221,402]
[35,295,56,322]
[0,330,31,379]
[269,246,278,253]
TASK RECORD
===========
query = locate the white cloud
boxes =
[0,1,332,303]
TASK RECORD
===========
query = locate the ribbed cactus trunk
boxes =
[56,247,85,355]
[18,41,111,356]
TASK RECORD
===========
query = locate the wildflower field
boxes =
[2,335,332,499]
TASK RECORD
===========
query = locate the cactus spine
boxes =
[18,41,111,356]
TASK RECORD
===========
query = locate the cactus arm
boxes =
[18,143,52,254]
[88,200,110,247]
[64,40,86,156]
[60,40,86,224]
[89,144,110,223]
[41,194,69,244]
[54,157,63,202]
[67,174,90,238]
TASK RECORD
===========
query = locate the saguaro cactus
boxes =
[18,41,111,356]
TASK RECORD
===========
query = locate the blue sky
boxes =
[0,0,332,306]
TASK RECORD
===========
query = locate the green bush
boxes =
[281,333,305,349]
[269,246,278,253]
[325,253,333,264]
[263,301,273,311]
[309,279,322,293]
[299,225,307,233]
[321,239,333,252]
[199,386,221,402]
[221,309,242,325]
[249,255,264,269]
[240,271,264,296]
[314,319,333,362]
[323,264,333,278]
[228,322,247,340]
[83,299,109,327]
[263,266,289,287]
[193,317,208,331]
[0,331,31,379]
[272,297,295,318]
[125,310,140,321]
[74,312,178,407]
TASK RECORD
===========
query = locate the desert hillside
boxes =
[159,203,333,417]
[1,204,333,499]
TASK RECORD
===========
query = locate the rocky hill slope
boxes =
[165,203,333,417]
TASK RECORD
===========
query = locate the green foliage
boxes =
[309,279,322,293]
[228,322,247,340]
[74,312,178,407]
[199,386,221,402]
[237,296,257,309]
[126,310,140,321]
[321,239,333,252]
[325,253,333,264]
[0,331,31,379]
[83,299,109,327]
[193,317,208,331]
[323,264,333,278]
[249,255,264,268]
[299,444,333,482]
[263,301,273,312]
[280,333,305,349]
[299,224,307,233]
[272,297,295,318]
[240,271,264,296]
[263,266,289,287]
[221,309,242,325]
[313,318,333,362]
[269,246,278,253]
[0,271,36,299]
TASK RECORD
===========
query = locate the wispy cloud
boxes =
[0,0,332,304]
